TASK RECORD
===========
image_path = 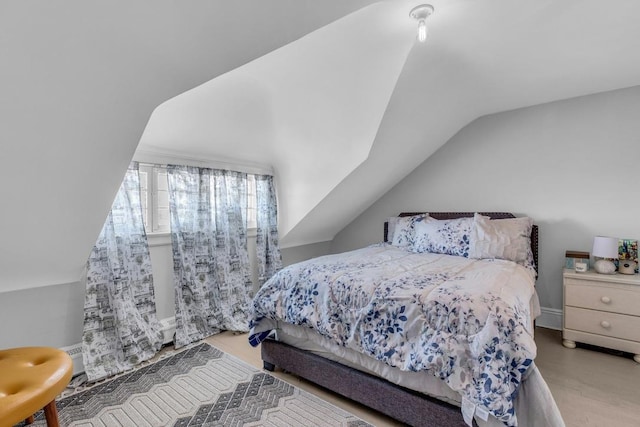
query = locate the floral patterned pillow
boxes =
[390,214,431,249]
[413,217,473,257]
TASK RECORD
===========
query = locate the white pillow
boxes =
[390,214,430,249]
[468,213,533,264]
[386,217,399,243]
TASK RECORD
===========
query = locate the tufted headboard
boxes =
[384,212,539,273]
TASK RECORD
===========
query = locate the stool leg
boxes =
[24,415,35,424]
[43,400,60,427]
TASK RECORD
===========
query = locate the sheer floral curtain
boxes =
[82,162,163,382]
[168,166,253,348]
[255,174,282,286]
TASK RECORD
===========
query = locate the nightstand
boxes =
[563,268,640,363]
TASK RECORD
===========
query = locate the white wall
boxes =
[281,241,332,266]
[332,85,640,321]
[0,230,269,350]
[0,281,85,349]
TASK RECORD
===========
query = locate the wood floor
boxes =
[206,327,640,427]
[532,328,640,427]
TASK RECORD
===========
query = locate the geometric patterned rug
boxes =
[28,343,372,427]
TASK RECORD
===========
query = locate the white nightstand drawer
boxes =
[565,282,640,316]
[565,306,640,342]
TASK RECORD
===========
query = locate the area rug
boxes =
[30,343,371,426]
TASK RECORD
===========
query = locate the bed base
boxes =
[261,339,472,427]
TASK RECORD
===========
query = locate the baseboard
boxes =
[536,307,563,330]
[60,316,176,376]
[63,309,558,377]
[60,343,84,376]
[160,316,176,344]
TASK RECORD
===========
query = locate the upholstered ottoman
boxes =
[0,347,73,427]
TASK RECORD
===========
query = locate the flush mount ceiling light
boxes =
[409,4,434,42]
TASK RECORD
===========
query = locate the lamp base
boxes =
[594,259,616,274]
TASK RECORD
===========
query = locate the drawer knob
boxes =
[600,296,611,304]
[600,320,611,329]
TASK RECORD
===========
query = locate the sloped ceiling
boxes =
[2,0,640,291]
[137,1,416,244]
[138,0,640,248]
[0,0,376,291]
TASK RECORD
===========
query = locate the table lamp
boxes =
[592,236,618,274]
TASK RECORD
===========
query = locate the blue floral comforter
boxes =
[249,244,537,426]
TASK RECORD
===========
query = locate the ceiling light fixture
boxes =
[409,4,434,42]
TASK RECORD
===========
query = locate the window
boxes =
[139,164,258,234]
[139,165,170,233]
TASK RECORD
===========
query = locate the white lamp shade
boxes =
[592,236,619,259]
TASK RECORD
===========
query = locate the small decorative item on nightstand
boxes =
[619,260,637,275]
[618,239,638,275]
[575,261,588,273]
[592,236,618,274]
[565,250,590,272]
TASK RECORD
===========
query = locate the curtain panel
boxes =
[82,162,163,382]
[255,174,283,286]
[168,166,253,348]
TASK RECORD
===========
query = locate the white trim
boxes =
[60,343,84,376]
[148,232,171,247]
[134,148,274,176]
[280,238,334,250]
[63,307,561,378]
[536,306,563,330]
[0,279,81,295]
[60,316,177,376]
[160,316,176,345]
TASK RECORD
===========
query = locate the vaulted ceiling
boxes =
[2,0,640,291]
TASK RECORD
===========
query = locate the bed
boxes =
[249,212,564,427]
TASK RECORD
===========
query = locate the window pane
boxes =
[154,168,170,233]
[138,169,149,229]
[247,174,257,229]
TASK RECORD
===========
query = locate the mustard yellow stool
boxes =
[0,347,73,427]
